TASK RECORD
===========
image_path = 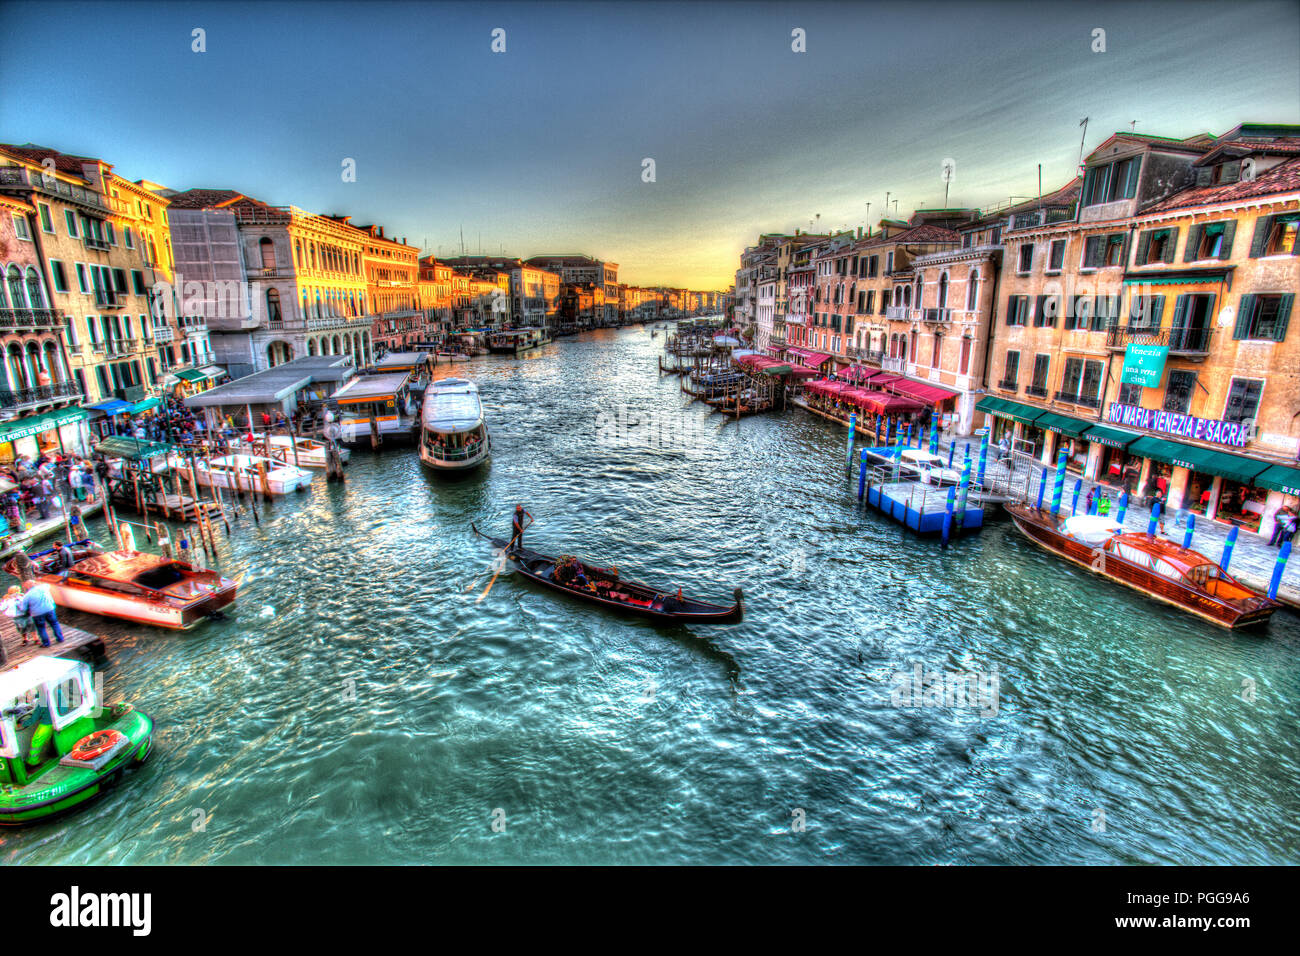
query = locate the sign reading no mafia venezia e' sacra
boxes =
[1119,344,1169,388]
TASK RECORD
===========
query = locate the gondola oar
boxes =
[476,516,532,602]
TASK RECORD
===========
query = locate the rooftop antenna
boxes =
[885,191,891,218]
[460,225,465,256]
[1077,117,1089,173]
[1130,120,1139,133]
[864,202,871,237]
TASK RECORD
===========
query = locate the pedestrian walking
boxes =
[20,580,64,647]
[1,584,37,648]
[1269,506,1297,546]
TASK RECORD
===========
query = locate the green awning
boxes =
[1122,273,1229,286]
[1129,435,1269,484]
[0,407,89,445]
[94,436,176,460]
[1084,423,1141,449]
[761,365,793,376]
[174,368,207,383]
[1034,411,1092,438]
[975,395,1046,425]
[129,396,161,415]
[1254,463,1300,496]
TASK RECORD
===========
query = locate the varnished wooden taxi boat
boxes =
[1005,504,1280,629]
[472,524,742,624]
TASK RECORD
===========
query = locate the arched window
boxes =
[43,341,64,381]
[266,288,282,322]
[259,237,276,271]
[6,344,27,390]
[967,270,980,312]
[307,337,317,356]
[938,273,948,309]
[25,268,46,309]
[7,266,26,310]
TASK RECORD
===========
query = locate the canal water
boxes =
[4,327,1298,864]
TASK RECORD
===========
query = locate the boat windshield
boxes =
[132,563,187,590]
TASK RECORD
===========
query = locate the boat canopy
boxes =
[0,658,95,745]
[422,379,484,433]
[1061,515,1124,545]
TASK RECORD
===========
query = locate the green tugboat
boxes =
[0,657,152,825]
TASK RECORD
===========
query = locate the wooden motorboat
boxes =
[7,540,238,629]
[420,378,490,471]
[471,524,743,624]
[231,434,349,469]
[0,657,152,825]
[169,452,313,494]
[1005,504,1280,628]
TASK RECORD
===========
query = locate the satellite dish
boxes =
[1218,306,1235,328]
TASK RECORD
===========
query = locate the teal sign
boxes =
[1120,344,1168,387]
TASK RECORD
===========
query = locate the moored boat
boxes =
[420,378,490,471]
[1005,503,1281,628]
[486,328,550,355]
[231,434,349,469]
[0,657,152,825]
[168,453,313,494]
[6,539,238,629]
[471,524,742,624]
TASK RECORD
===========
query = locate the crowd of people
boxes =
[0,452,102,539]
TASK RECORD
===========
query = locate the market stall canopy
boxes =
[174,368,207,383]
[0,407,88,445]
[85,399,132,416]
[785,348,832,368]
[128,396,161,415]
[198,365,227,380]
[94,436,177,461]
[888,379,958,405]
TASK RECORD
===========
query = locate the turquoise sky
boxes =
[2,0,1297,288]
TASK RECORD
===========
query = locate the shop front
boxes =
[1033,411,1093,474]
[1082,423,1144,491]
[974,396,1049,458]
[0,407,91,464]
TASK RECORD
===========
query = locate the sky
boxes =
[2,0,1298,289]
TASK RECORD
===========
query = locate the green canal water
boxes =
[4,328,1298,864]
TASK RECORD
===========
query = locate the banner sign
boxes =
[1119,344,1168,387]
[1107,402,1250,448]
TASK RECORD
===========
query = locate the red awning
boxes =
[888,379,959,405]
[869,373,903,388]
[849,389,925,414]
[788,366,819,379]
[839,365,879,383]
[787,348,832,368]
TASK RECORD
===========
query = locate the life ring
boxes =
[69,729,126,762]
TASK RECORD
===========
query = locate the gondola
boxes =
[471,524,743,624]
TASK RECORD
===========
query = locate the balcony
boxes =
[882,356,906,373]
[1054,390,1102,409]
[1105,324,1211,355]
[152,326,175,343]
[885,306,909,320]
[0,308,62,331]
[245,265,297,280]
[0,166,112,214]
[84,235,111,251]
[1025,384,1049,398]
[1009,206,1077,231]
[922,308,952,325]
[104,339,132,357]
[93,291,124,309]
[0,380,83,411]
[997,378,1019,392]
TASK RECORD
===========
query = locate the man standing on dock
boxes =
[20,580,64,647]
[511,504,532,553]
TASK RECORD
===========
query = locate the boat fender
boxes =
[67,729,126,763]
[111,702,133,718]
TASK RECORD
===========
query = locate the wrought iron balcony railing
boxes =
[1025,384,1049,398]
[0,308,62,330]
[1105,323,1211,354]
[0,380,83,410]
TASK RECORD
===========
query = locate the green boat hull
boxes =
[0,708,152,826]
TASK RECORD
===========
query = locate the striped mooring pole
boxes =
[977,429,989,487]
[1220,524,1238,571]
[955,454,973,528]
[1147,502,1162,537]
[1182,513,1196,551]
[1268,539,1291,601]
[858,449,868,501]
[1070,478,1082,515]
[948,442,956,469]
[905,421,912,448]
[846,413,857,466]
[1036,467,1048,510]
[941,486,956,546]
[929,416,939,455]
[1117,490,1129,524]
[1049,450,1067,515]
[875,413,882,445]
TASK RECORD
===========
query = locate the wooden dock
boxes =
[0,616,107,668]
[0,499,104,562]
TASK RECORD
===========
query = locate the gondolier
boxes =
[511,505,532,553]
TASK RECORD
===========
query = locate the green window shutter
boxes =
[1183,224,1202,262]
[1163,227,1179,263]
[1234,294,1255,339]
[1274,294,1293,342]
[1218,220,1236,260]
[1136,230,1153,264]
[1120,231,1132,266]
[1172,294,1189,329]
[1151,295,1165,325]
[1248,217,1272,257]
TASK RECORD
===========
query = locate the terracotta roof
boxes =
[1194,138,1300,166]
[856,223,961,249]
[1146,155,1300,212]
[0,143,106,179]
[164,188,247,209]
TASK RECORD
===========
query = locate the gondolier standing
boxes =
[511,504,532,553]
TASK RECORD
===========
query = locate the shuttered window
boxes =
[1233,294,1293,341]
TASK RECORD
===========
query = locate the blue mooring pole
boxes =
[955,456,973,529]
[1036,467,1048,510]
[1182,513,1196,551]
[929,416,939,455]
[1117,490,1129,524]
[1049,450,1067,515]
[1268,539,1291,600]
[875,413,882,445]
[1088,492,1098,516]
[905,421,912,448]
[1070,478,1082,515]
[1147,502,1162,537]
[846,413,856,466]
[948,442,955,469]
[1220,524,1238,571]
[977,430,989,488]
[858,448,868,500]
[941,486,956,546]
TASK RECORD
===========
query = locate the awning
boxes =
[889,379,959,405]
[128,396,161,415]
[94,435,176,460]
[974,395,1046,426]
[1251,463,1300,497]
[86,399,132,416]
[0,407,89,445]
[1128,436,1269,485]
[199,365,227,380]
[1034,411,1092,438]
[1084,423,1141,449]
[174,368,207,383]
[787,348,832,367]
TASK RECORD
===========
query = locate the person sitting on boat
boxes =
[52,541,76,582]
